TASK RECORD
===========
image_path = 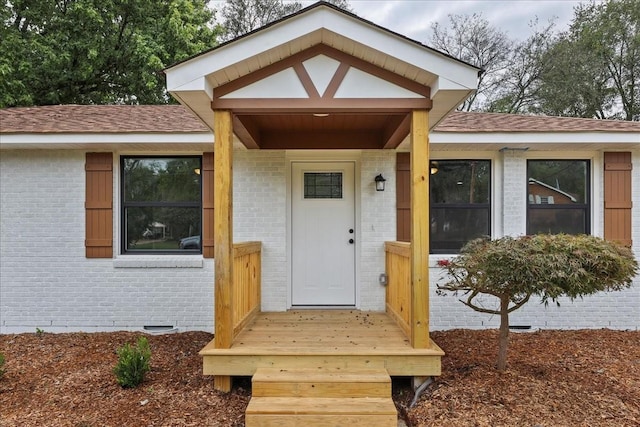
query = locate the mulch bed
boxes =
[1,329,638,426]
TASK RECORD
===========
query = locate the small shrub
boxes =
[0,353,5,378]
[113,337,151,388]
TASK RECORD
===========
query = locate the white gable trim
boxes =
[165,5,479,130]
[166,8,477,91]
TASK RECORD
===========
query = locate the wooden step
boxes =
[246,367,397,426]
[245,397,398,427]
[252,367,391,397]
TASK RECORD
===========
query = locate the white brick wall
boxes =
[1,147,638,333]
[429,148,639,331]
[0,150,213,333]
[501,150,527,236]
[233,149,288,311]
[359,150,396,310]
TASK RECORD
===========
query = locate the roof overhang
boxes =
[165,3,479,149]
[0,132,214,151]
[427,131,640,151]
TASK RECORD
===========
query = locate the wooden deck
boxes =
[200,310,444,377]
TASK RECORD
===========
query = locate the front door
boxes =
[291,162,356,306]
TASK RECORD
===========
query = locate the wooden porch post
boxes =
[410,109,430,348]
[214,110,233,392]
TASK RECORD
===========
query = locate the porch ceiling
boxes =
[165,3,480,149]
[234,113,410,149]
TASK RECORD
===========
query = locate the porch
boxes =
[200,239,442,425]
[201,239,442,383]
[163,3,480,424]
[200,310,444,377]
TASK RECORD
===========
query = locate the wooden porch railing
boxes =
[384,241,411,337]
[232,241,262,339]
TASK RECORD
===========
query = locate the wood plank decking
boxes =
[200,310,444,377]
[201,310,444,426]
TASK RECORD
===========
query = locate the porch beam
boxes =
[211,98,432,113]
[214,110,234,347]
[382,114,410,149]
[410,109,430,348]
[233,115,261,149]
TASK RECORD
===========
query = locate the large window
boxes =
[121,156,202,253]
[430,160,491,253]
[527,160,590,235]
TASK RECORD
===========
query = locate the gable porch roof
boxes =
[164,1,479,149]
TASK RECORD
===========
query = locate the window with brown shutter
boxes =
[604,152,632,247]
[85,152,113,258]
[120,156,202,254]
[202,152,215,258]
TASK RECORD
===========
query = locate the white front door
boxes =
[291,162,356,306]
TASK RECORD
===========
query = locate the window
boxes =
[527,160,590,235]
[304,172,343,199]
[430,160,491,253]
[121,156,202,253]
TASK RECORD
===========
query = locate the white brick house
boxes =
[1,106,638,333]
[1,3,639,335]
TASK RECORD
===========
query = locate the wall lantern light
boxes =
[375,174,386,191]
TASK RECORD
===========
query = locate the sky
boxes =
[212,0,594,42]
[342,0,586,42]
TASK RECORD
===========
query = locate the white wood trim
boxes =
[430,132,640,145]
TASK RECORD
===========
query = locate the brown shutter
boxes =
[604,152,632,247]
[85,152,113,258]
[396,152,411,242]
[202,152,215,258]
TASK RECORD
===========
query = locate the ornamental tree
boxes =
[437,234,638,371]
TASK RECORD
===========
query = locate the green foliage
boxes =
[35,327,45,336]
[113,337,151,388]
[537,0,640,120]
[0,0,223,107]
[438,234,638,370]
[440,234,637,305]
[0,353,5,379]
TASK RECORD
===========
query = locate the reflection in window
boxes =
[121,156,202,253]
[430,160,491,253]
[304,172,343,199]
[527,160,590,235]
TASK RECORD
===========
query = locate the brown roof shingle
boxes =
[0,104,208,134]
[436,111,640,133]
[1,104,639,134]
